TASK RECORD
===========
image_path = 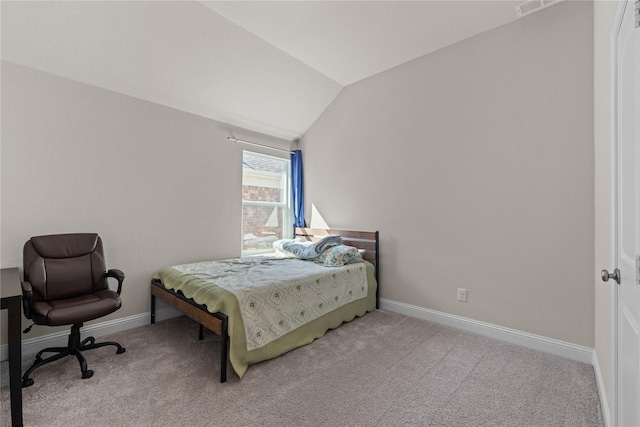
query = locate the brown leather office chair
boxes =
[21,233,125,387]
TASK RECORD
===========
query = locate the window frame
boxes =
[241,150,292,256]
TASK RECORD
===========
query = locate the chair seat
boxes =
[32,289,121,326]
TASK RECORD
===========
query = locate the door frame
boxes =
[609,1,637,425]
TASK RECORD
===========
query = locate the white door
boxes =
[611,1,640,425]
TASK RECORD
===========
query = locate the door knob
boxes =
[601,268,620,284]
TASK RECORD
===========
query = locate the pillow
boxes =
[314,245,363,267]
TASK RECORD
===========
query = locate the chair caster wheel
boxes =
[117,347,126,354]
[82,370,94,379]
[22,378,34,388]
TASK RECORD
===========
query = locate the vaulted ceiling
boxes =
[1,1,523,140]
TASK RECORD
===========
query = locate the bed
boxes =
[150,228,379,382]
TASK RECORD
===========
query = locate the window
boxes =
[242,151,291,255]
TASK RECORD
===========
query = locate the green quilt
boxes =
[153,256,377,378]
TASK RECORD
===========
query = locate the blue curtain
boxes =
[291,149,306,228]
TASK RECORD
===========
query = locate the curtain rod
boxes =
[228,137,295,154]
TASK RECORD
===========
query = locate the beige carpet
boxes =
[1,310,603,427]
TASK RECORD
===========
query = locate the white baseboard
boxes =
[0,306,183,361]
[592,351,612,427]
[7,300,591,364]
[3,299,594,368]
[379,298,594,364]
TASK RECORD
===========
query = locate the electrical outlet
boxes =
[457,288,467,302]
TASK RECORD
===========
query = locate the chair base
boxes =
[22,323,125,388]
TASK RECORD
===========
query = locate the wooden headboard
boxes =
[294,227,379,308]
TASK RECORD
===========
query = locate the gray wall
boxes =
[300,1,594,347]
[0,2,597,352]
[0,61,290,339]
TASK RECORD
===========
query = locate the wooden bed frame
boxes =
[150,227,379,383]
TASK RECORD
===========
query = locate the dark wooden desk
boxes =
[1,267,23,427]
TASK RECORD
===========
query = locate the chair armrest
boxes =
[21,280,33,319]
[106,269,125,295]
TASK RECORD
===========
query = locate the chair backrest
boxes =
[24,233,107,301]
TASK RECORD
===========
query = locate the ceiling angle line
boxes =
[227,137,294,154]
